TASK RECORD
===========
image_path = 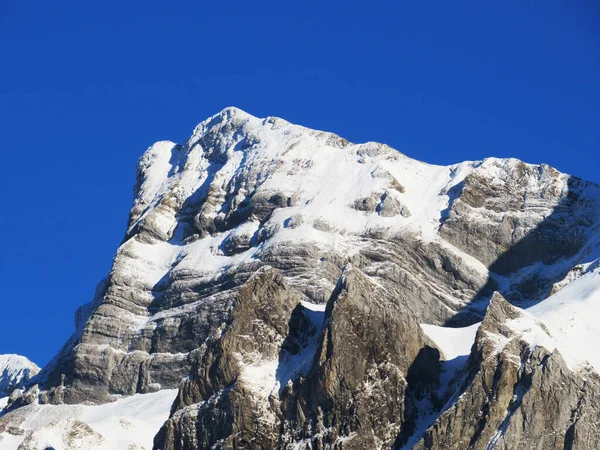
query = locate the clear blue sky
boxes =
[1,1,598,366]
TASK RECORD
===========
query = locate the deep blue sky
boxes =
[1,1,599,366]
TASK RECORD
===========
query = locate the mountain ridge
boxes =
[2,107,600,449]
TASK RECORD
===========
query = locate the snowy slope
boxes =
[0,355,39,396]
[0,389,177,450]
[421,323,479,361]
[34,107,499,400]
[527,265,600,371]
[121,109,597,325]
[32,108,600,401]
[5,107,600,449]
[422,262,600,374]
[126,107,481,278]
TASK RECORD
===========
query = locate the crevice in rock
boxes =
[563,379,588,450]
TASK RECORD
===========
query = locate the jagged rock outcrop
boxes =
[440,160,598,308]
[411,294,600,450]
[276,267,437,449]
[155,265,439,449]
[156,266,302,449]
[3,107,600,450]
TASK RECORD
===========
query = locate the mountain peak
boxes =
[3,111,600,449]
[0,354,40,396]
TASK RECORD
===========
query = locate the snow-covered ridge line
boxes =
[422,262,600,374]
[12,106,600,449]
[0,354,39,396]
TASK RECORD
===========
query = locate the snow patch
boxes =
[527,266,600,371]
[421,323,479,361]
[0,389,177,450]
[237,355,279,400]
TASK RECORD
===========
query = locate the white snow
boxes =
[505,314,556,355]
[0,389,177,450]
[5,107,597,448]
[421,323,479,361]
[236,301,327,402]
[102,107,514,343]
[422,265,600,374]
[300,300,327,312]
[237,356,279,400]
[421,323,480,399]
[527,266,600,371]
[0,354,40,395]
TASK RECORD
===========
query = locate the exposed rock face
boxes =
[156,266,302,449]
[441,161,590,269]
[440,159,598,309]
[4,107,600,449]
[412,294,600,450]
[155,265,437,449]
[277,267,435,449]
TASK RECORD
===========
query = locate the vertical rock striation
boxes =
[3,107,600,450]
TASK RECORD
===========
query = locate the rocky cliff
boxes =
[2,107,600,449]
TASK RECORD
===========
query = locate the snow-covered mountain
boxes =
[0,389,176,450]
[0,355,39,397]
[2,107,600,449]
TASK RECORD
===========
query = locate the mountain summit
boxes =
[2,108,600,449]
[0,355,39,397]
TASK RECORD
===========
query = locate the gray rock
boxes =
[6,108,599,450]
[411,294,600,450]
[378,192,411,217]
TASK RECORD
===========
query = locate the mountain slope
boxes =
[2,107,600,449]
[0,355,39,397]
[0,389,177,450]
